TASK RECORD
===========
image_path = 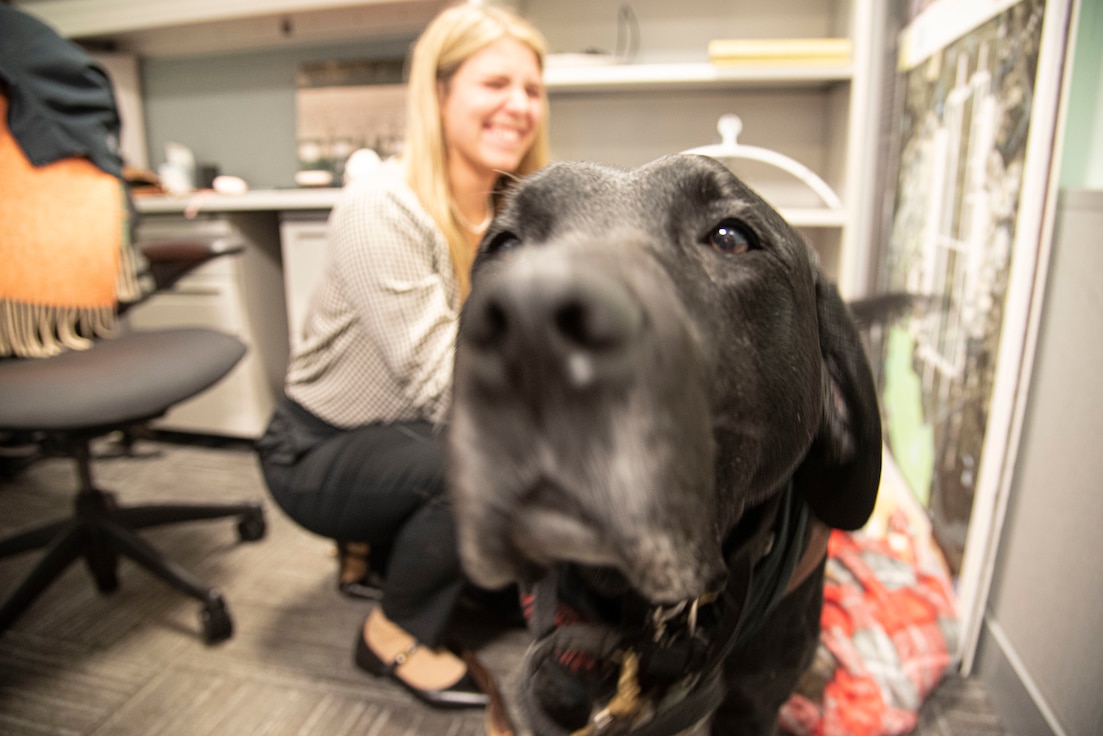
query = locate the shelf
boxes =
[779,208,847,228]
[544,61,853,94]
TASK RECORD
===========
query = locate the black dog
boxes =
[449,155,882,735]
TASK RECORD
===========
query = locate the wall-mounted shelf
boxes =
[779,208,848,229]
[544,61,853,93]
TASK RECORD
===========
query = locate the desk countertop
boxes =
[135,188,343,215]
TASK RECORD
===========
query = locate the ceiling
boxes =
[13,0,445,56]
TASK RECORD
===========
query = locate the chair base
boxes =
[0,481,266,643]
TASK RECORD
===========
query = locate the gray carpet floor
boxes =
[0,435,1005,736]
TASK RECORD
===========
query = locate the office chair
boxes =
[0,31,266,640]
[0,328,267,642]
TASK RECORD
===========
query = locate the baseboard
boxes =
[976,617,1065,736]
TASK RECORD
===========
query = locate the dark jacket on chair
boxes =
[0,4,123,177]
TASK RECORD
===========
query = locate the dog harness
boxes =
[518,480,819,736]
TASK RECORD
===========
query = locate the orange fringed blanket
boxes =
[0,97,140,358]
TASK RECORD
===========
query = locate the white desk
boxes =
[136,188,343,215]
[131,190,339,438]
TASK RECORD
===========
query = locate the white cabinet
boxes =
[279,212,331,351]
[125,213,289,438]
[532,0,887,297]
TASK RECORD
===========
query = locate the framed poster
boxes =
[876,0,1074,670]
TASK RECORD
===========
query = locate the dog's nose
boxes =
[462,256,644,392]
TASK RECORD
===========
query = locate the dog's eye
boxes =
[485,230,522,255]
[705,220,757,255]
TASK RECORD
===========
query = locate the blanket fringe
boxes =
[0,300,117,358]
[115,198,144,305]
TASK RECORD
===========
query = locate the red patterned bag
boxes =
[779,507,959,736]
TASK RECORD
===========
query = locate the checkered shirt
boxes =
[285,164,459,429]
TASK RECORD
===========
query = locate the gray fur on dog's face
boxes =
[449,155,876,604]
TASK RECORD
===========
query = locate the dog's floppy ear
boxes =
[793,274,883,531]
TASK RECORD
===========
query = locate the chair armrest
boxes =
[141,240,244,292]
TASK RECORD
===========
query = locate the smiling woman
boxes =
[405,3,551,299]
[255,1,550,713]
[439,37,544,232]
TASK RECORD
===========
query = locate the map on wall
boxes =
[877,0,1054,574]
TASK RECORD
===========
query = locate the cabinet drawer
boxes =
[127,289,247,335]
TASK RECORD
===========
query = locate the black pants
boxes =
[256,396,464,647]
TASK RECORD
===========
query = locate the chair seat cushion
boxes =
[0,328,246,431]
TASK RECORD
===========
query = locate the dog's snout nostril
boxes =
[468,298,510,350]
[556,272,646,354]
[555,301,586,345]
[554,299,620,351]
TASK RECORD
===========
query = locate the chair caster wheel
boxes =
[91,565,119,593]
[200,596,233,644]
[87,546,119,593]
[237,506,266,542]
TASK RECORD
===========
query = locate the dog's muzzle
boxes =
[516,485,808,736]
[520,570,731,736]
[452,242,726,604]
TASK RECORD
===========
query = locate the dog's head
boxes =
[449,155,880,605]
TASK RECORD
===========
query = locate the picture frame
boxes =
[876,0,1075,671]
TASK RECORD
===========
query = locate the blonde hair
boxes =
[402,2,551,300]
